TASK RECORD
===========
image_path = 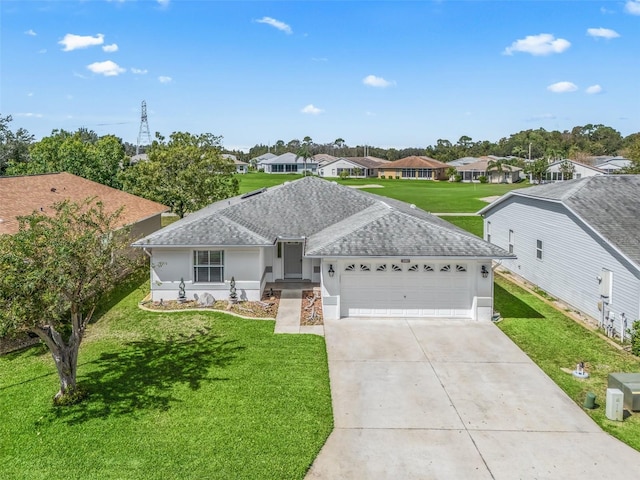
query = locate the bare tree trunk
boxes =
[32,306,88,400]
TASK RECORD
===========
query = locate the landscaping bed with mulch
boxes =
[301,289,323,326]
[142,290,281,319]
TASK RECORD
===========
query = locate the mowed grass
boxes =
[0,277,333,479]
[238,172,526,213]
[440,216,484,237]
[494,275,640,451]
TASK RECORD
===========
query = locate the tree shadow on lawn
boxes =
[494,283,544,319]
[48,329,245,425]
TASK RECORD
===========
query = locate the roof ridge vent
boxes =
[240,187,267,200]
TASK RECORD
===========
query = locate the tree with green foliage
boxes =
[296,136,313,176]
[558,159,575,180]
[487,158,506,183]
[621,135,640,173]
[525,158,550,184]
[0,114,34,175]
[6,128,126,189]
[0,198,134,403]
[120,132,238,218]
[446,166,458,181]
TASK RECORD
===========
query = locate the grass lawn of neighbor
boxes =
[494,275,640,452]
[0,275,333,479]
[239,172,526,213]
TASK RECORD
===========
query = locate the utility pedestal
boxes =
[606,388,624,421]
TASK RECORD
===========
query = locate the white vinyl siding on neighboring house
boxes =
[486,221,491,243]
[194,250,224,283]
[483,195,640,334]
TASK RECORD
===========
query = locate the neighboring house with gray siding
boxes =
[479,176,640,338]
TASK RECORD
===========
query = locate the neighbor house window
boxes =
[194,250,224,283]
[508,229,514,254]
[486,221,491,243]
[536,240,543,260]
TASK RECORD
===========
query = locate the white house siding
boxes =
[150,247,263,302]
[319,159,367,178]
[319,258,492,321]
[545,162,603,181]
[484,197,640,334]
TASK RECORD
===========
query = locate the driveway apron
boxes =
[306,318,640,479]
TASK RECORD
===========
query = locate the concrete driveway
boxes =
[306,318,640,479]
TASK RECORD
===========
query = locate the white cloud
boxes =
[256,17,292,34]
[24,29,37,36]
[102,43,119,52]
[16,112,43,118]
[87,60,125,76]
[362,75,394,88]
[625,1,640,15]
[27,92,34,97]
[547,81,578,93]
[503,33,570,56]
[157,0,170,6]
[586,84,603,94]
[587,28,620,39]
[301,104,323,115]
[131,68,148,74]
[59,33,104,51]
[158,76,172,84]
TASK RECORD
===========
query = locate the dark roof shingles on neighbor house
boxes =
[0,172,168,235]
[482,175,640,267]
[136,176,512,259]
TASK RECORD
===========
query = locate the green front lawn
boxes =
[0,278,333,479]
[238,172,526,213]
[495,275,640,451]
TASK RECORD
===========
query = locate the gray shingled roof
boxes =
[134,176,513,259]
[479,175,640,268]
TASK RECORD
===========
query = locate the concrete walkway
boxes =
[306,318,640,479]
[272,284,324,336]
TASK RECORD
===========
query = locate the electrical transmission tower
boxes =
[136,100,151,155]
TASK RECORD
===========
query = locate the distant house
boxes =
[129,153,148,164]
[479,176,640,338]
[456,159,522,183]
[377,156,449,180]
[259,152,318,174]
[134,176,512,320]
[0,172,169,239]
[314,154,338,167]
[448,156,479,167]
[596,157,632,174]
[318,156,390,178]
[222,154,248,174]
[543,159,605,182]
[252,153,277,169]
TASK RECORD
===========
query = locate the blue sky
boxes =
[2,0,639,151]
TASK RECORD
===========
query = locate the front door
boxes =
[283,242,303,279]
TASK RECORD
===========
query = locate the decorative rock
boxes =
[196,292,215,307]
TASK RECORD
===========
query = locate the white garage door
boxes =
[340,261,473,318]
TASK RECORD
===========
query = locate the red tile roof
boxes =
[381,156,449,169]
[0,172,169,235]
